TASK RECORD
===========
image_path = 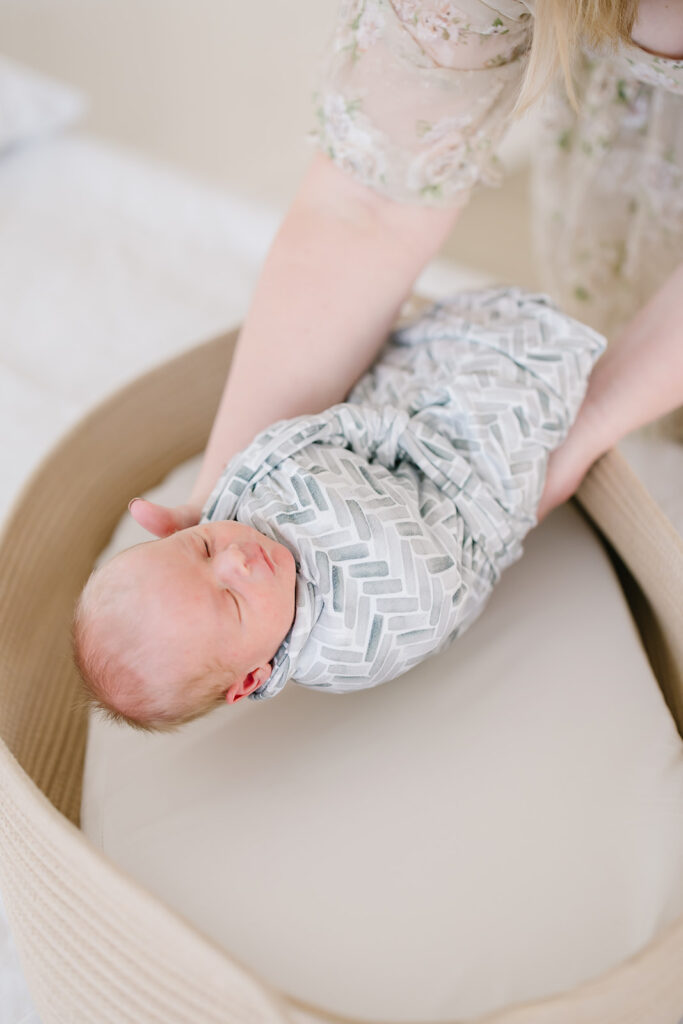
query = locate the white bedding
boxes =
[0,131,277,526]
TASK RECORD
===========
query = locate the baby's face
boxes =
[117,520,297,705]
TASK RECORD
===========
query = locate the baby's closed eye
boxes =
[192,532,210,559]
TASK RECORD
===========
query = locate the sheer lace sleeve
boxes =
[309,0,533,205]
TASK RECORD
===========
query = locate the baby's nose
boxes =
[212,544,251,583]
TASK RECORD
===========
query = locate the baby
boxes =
[73,288,605,732]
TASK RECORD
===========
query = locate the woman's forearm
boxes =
[581,260,683,457]
[189,152,462,508]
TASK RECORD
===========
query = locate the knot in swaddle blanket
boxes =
[201,288,606,700]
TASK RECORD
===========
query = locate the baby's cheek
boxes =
[270,583,296,637]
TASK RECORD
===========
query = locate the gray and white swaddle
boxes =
[201,288,605,700]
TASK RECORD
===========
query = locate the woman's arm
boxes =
[131,152,463,536]
[537,260,683,520]
[189,152,463,506]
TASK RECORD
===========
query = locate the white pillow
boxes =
[0,56,86,154]
[82,457,683,1022]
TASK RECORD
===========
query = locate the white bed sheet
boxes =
[0,131,278,527]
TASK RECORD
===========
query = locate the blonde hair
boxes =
[71,558,231,734]
[515,0,640,113]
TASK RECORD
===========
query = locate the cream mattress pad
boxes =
[81,456,683,1023]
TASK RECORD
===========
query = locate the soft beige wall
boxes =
[0,0,538,285]
[0,0,337,205]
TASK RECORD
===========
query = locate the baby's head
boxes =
[72,521,297,732]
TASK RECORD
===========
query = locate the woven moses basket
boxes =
[1,317,682,1024]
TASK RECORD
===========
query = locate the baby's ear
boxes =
[224,664,271,704]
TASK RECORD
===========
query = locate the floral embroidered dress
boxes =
[310,0,683,337]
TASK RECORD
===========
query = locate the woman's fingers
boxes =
[169,503,203,531]
[128,498,201,538]
[536,390,610,524]
[128,498,175,537]
[536,440,595,523]
[536,457,578,522]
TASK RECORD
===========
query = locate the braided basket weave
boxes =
[0,321,682,1024]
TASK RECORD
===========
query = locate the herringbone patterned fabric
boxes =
[202,288,605,699]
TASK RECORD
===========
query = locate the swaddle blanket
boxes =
[202,288,605,700]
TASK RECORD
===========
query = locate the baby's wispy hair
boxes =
[71,556,231,733]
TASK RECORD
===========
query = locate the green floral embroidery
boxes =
[652,56,683,70]
[480,18,508,38]
[612,242,627,277]
[420,183,443,198]
[335,0,388,65]
[483,53,508,68]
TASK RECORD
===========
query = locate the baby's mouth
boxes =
[259,547,275,574]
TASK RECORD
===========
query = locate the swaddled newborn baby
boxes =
[73,288,605,731]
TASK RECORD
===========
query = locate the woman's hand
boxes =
[128,498,202,538]
[536,398,607,522]
[537,436,597,522]
[539,259,683,521]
